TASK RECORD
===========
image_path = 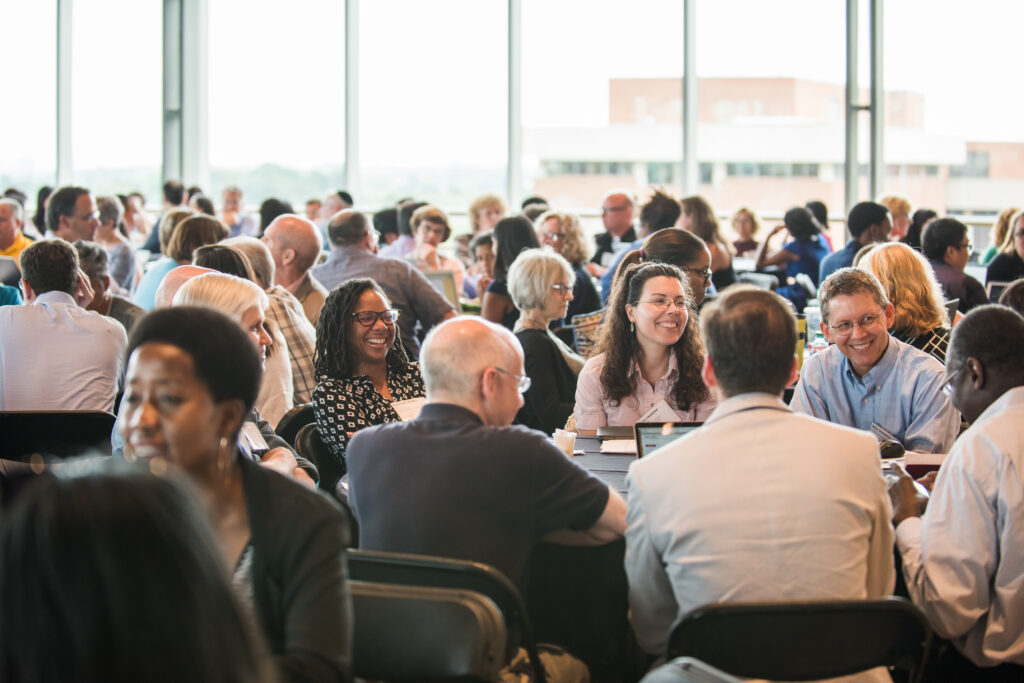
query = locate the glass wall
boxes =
[71,0,163,202]
[521,0,684,232]
[884,0,1024,253]
[0,0,57,220]
[358,0,507,225]
[207,0,345,214]
[696,0,847,246]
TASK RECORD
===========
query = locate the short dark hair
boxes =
[469,230,494,253]
[192,244,254,280]
[163,180,185,206]
[702,286,797,397]
[186,185,204,200]
[166,215,229,262]
[73,240,110,281]
[20,239,78,295]
[337,190,354,206]
[372,208,399,238]
[805,200,829,228]
[921,217,968,261]
[640,190,682,232]
[947,304,1024,378]
[327,209,370,247]
[192,194,216,216]
[45,186,90,234]
[258,198,294,235]
[520,195,548,210]
[0,469,264,681]
[902,208,937,249]
[998,279,1024,316]
[783,206,822,242]
[2,187,27,207]
[396,201,427,238]
[127,306,262,412]
[847,201,890,239]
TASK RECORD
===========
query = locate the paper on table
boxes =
[600,439,637,454]
[638,399,679,423]
[392,397,426,422]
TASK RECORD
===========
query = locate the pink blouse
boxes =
[573,352,717,430]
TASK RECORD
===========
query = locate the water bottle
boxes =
[809,332,829,356]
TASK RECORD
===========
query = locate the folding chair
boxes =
[640,657,741,683]
[0,411,116,459]
[667,597,931,682]
[351,580,506,682]
[346,548,547,681]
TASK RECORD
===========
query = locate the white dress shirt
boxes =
[0,290,127,411]
[896,385,1024,667]
[625,392,894,679]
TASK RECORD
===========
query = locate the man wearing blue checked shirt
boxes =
[792,267,959,454]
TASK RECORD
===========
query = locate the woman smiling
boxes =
[574,262,716,434]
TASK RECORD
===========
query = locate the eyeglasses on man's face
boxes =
[640,297,688,311]
[352,309,399,327]
[942,364,967,397]
[826,311,885,336]
[493,367,531,394]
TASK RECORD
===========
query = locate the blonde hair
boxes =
[173,272,268,322]
[1001,209,1024,256]
[860,243,948,337]
[534,210,589,266]
[468,194,506,233]
[730,207,761,237]
[877,194,911,218]
[990,206,1019,255]
[507,248,575,312]
[158,208,194,255]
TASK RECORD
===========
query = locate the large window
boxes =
[884,0,1024,249]
[0,1,57,209]
[207,0,345,212]
[71,0,162,201]
[696,0,847,244]
[521,0,684,230]
[357,0,507,224]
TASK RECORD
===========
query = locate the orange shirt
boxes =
[0,232,33,263]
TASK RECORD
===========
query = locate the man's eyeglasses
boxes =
[826,312,885,336]
[640,297,688,311]
[352,309,399,327]
[682,266,712,283]
[959,241,974,254]
[494,367,531,394]
[942,364,966,397]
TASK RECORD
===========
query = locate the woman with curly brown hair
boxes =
[573,262,716,435]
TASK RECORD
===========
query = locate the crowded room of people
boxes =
[2,2,1023,682]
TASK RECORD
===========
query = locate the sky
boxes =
[1,0,1021,177]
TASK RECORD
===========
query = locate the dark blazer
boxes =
[240,456,353,682]
[591,227,637,266]
[515,328,577,435]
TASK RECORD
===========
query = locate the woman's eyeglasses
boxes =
[352,309,399,327]
[682,266,712,283]
[640,297,688,311]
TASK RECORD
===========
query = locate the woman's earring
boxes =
[630,321,635,333]
[217,436,231,481]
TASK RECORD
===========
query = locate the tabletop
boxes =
[573,436,635,496]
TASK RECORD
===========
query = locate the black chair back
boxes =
[640,657,741,683]
[667,598,930,682]
[275,402,315,447]
[346,548,546,681]
[294,423,346,492]
[0,411,116,459]
[351,580,506,682]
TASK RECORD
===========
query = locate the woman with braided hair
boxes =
[312,278,425,467]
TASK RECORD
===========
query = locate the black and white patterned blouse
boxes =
[897,326,950,366]
[313,363,426,464]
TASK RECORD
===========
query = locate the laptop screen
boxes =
[634,421,703,458]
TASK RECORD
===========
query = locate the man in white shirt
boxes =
[890,304,1024,678]
[626,285,894,673]
[0,239,127,411]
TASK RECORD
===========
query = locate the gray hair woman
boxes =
[507,248,585,434]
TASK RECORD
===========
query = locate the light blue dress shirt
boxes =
[791,335,959,454]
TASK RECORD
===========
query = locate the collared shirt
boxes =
[377,234,415,260]
[227,213,258,238]
[896,386,1024,667]
[292,271,328,327]
[266,286,317,404]
[0,290,127,411]
[791,336,959,454]
[0,231,33,262]
[819,238,862,283]
[574,352,717,430]
[311,247,455,357]
[625,393,894,668]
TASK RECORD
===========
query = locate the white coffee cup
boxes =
[553,429,576,457]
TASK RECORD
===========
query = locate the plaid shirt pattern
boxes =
[267,286,317,404]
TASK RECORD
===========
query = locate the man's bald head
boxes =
[421,317,521,400]
[154,265,215,308]
[262,214,323,273]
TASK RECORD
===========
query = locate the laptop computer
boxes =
[987,281,1011,303]
[633,421,703,458]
